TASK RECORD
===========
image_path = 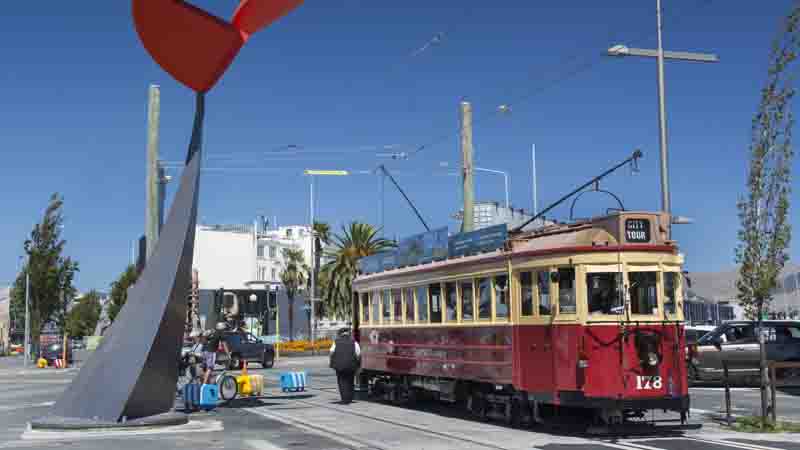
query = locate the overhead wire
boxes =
[409,0,714,157]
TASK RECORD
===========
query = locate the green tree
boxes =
[311,221,331,319]
[108,265,139,324]
[280,248,308,341]
[321,222,395,321]
[10,194,79,352]
[735,6,797,427]
[65,291,102,339]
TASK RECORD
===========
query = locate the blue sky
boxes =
[1,1,798,291]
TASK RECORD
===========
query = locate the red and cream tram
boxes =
[352,211,689,426]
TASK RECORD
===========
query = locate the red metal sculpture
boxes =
[132,0,303,92]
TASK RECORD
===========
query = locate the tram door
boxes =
[514,271,555,396]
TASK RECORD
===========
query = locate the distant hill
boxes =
[688,263,800,308]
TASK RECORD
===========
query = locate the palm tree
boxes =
[322,222,395,320]
[311,221,331,320]
[280,247,307,341]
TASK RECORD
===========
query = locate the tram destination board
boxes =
[397,227,448,267]
[448,224,508,258]
[624,218,651,243]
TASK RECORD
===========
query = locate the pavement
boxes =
[2,355,800,450]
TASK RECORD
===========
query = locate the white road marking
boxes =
[19,419,223,442]
[244,407,376,450]
[0,401,54,412]
[245,439,287,450]
[685,437,791,450]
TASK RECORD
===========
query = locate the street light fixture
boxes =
[474,167,509,210]
[606,0,718,239]
[303,169,350,353]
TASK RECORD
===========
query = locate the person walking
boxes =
[329,328,360,404]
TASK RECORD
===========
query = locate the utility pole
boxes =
[607,0,718,239]
[310,175,316,354]
[460,101,475,232]
[145,84,161,261]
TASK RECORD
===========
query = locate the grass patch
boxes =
[731,416,800,433]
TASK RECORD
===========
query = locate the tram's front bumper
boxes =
[559,391,690,412]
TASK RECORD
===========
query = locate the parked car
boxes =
[41,343,73,365]
[688,320,800,384]
[216,331,275,370]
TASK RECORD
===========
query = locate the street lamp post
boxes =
[474,167,509,210]
[24,258,30,368]
[607,0,718,238]
[303,170,349,354]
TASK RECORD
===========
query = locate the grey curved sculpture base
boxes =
[29,413,188,431]
[37,94,204,423]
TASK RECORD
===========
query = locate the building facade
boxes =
[0,288,9,353]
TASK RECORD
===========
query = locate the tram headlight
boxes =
[646,352,659,367]
[634,330,662,369]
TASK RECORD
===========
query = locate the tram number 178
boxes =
[635,376,662,390]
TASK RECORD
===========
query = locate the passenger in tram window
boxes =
[445,282,457,322]
[520,272,534,316]
[416,286,429,322]
[460,281,474,321]
[429,284,442,323]
[477,278,492,319]
[629,272,658,315]
[587,273,622,315]
[557,268,576,314]
[536,271,551,315]
[495,275,509,318]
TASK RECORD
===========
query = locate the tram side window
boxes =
[403,287,415,323]
[416,285,429,322]
[557,268,576,314]
[630,271,658,315]
[429,284,442,323]
[382,290,391,323]
[477,277,492,320]
[392,289,402,323]
[520,272,534,316]
[361,292,369,324]
[536,271,551,316]
[664,272,678,315]
[445,282,457,322]
[587,272,623,315]
[371,292,379,323]
[495,275,509,319]
[460,280,474,321]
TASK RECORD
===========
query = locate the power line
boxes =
[410,0,714,157]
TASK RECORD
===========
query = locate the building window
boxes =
[271,268,277,281]
[258,267,267,281]
[257,244,265,259]
[269,246,277,258]
[286,229,293,238]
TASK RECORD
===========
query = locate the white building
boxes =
[193,223,318,292]
[0,288,10,353]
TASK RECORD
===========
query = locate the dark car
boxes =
[689,320,800,384]
[41,343,73,364]
[216,331,275,370]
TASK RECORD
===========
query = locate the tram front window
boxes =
[587,272,623,315]
[520,272,534,316]
[537,271,551,316]
[382,290,391,323]
[630,271,658,315]
[361,293,369,323]
[664,272,678,315]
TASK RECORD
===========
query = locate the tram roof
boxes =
[355,210,677,282]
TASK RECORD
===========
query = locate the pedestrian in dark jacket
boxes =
[329,328,360,404]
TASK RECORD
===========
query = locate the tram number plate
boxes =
[625,219,651,243]
[636,375,662,390]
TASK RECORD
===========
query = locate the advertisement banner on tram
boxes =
[397,227,448,266]
[448,224,507,257]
